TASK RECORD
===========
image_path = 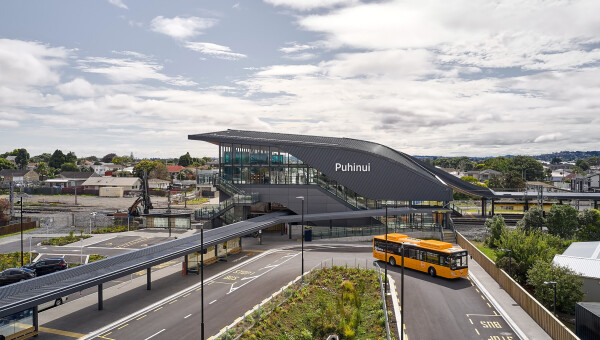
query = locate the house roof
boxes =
[553,255,600,279]
[58,171,98,179]
[82,177,141,187]
[167,165,184,173]
[148,179,171,184]
[5,156,16,162]
[553,242,600,279]
[0,169,32,177]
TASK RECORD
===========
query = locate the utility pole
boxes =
[9,181,14,217]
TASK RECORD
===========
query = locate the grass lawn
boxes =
[235,266,391,340]
[471,241,497,261]
[0,252,33,271]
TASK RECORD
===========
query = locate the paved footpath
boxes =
[468,259,552,340]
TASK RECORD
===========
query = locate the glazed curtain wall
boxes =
[219,143,441,210]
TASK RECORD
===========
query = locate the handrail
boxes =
[373,261,392,340]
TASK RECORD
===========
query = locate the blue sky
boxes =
[1,0,600,159]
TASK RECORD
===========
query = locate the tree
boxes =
[30,153,51,163]
[587,156,600,166]
[551,157,562,164]
[575,159,590,171]
[517,206,545,232]
[149,162,169,180]
[0,158,16,170]
[484,215,506,248]
[496,229,566,284]
[526,260,584,314]
[60,162,79,172]
[546,204,579,239]
[178,152,193,167]
[133,160,157,178]
[49,149,66,169]
[111,156,132,165]
[576,209,600,241]
[65,151,77,164]
[14,148,30,170]
[102,153,117,163]
[35,162,51,181]
[85,155,99,162]
[544,168,552,180]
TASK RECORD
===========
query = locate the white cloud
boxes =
[264,0,358,11]
[0,120,19,128]
[150,16,217,40]
[255,64,320,77]
[0,39,69,87]
[534,133,564,143]
[185,42,246,60]
[107,0,128,10]
[57,78,96,97]
[78,54,196,86]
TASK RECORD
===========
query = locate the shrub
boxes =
[527,260,584,314]
[484,215,506,248]
[546,204,579,239]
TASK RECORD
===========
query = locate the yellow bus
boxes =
[373,233,468,279]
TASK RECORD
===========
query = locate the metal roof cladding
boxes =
[188,129,495,199]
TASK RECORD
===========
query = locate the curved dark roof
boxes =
[189,130,462,201]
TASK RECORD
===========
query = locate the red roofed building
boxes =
[167,165,184,173]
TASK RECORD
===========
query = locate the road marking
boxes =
[210,299,217,304]
[183,293,191,297]
[136,315,147,320]
[169,299,178,304]
[184,314,192,319]
[469,318,473,324]
[487,302,492,308]
[83,248,283,340]
[475,288,480,293]
[466,314,504,317]
[481,295,486,300]
[475,328,480,335]
[493,311,498,316]
[38,327,86,338]
[153,307,163,312]
[243,249,266,252]
[118,324,128,330]
[227,252,300,294]
[144,329,166,340]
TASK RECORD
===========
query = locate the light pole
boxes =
[401,242,405,340]
[499,249,512,278]
[385,203,388,294]
[89,212,97,234]
[201,223,205,340]
[18,197,23,267]
[296,196,304,281]
[544,281,557,314]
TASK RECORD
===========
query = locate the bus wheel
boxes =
[389,257,396,266]
[54,298,62,307]
[428,267,436,277]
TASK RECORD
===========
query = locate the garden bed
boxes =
[222,266,392,340]
[41,231,91,246]
[92,225,138,234]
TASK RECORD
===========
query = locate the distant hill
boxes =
[535,151,600,162]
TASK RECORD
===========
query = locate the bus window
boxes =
[426,252,439,264]
[439,255,449,267]
[408,248,416,259]
[451,252,468,269]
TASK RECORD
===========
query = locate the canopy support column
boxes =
[147,268,151,290]
[98,284,103,310]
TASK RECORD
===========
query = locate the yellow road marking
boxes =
[243,249,266,252]
[154,307,163,312]
[137,315,147,320]
[118,324,128,330]
[475,328,480,335]
[481,295,486,300]
[38,327,86,338]
[475,288,480,293]
[493,311,498,316]
[169,299,178,304]
[487,302,492,308]
[196,287,202,291]
[183,293,191,297]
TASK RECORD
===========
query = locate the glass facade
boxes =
[219,142,441,211]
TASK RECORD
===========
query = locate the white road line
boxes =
[83,248,282,340]
[144,328,165,340]
[227,252,300,294]
[83,235,118,247]
[184,314,192,319]
[209,300,217,305]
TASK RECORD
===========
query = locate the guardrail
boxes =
[456,232,578,340]
[373,262,392,340]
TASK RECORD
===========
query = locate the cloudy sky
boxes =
[1,0,599,159]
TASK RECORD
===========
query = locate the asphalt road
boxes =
[29,240,519,340]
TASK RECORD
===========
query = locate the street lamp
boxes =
[401,242,405,340]
[296,196,304,281]
[385,203,388,294]
[89,212,97,234]
[499,249,512,278]
[544,281,557,315]
[201,223,205,340]
[18,197,23,267]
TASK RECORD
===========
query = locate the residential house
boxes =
[553,242,600,302]
[479,169,502,181]
[44,171,99,188]
[5,156,16,166]
[91,163,125,176]
[166,165,184,179]
[0,169,39,184]
[571,173,600,193]
[82,177,142,191]
[148,178,170,189]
